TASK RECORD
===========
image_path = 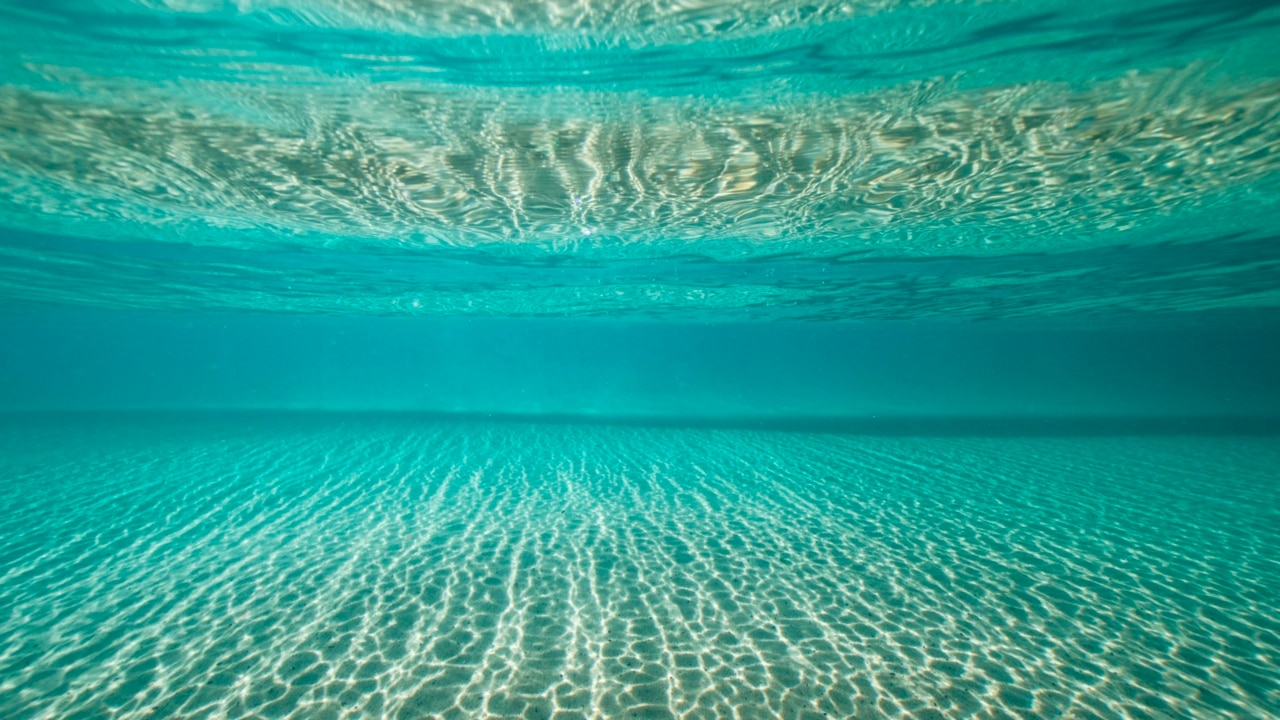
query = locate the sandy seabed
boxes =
[1,416,1277,719]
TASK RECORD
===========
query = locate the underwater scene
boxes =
[2,0,1280,718]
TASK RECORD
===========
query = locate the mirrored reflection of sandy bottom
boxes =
[1,418,1277,719]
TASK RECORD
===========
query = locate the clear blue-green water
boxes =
[3,415,1279,719]
[3,0,1280,718]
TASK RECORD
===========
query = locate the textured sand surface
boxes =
[1,417,1278,718]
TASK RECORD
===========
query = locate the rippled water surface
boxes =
[3,1,1280,719]
[2,0,1280,318]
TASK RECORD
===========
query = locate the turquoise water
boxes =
[3,416,1279,719]
[3,0,1280,718]
[2,0,1280,318]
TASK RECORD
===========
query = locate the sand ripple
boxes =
[1,416,1277,718]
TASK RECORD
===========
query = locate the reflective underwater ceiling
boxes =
[2,1,1280,719]
[2,0,1280,317]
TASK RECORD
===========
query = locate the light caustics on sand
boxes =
[1,0,1280,317]
[1,419,1278,719]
